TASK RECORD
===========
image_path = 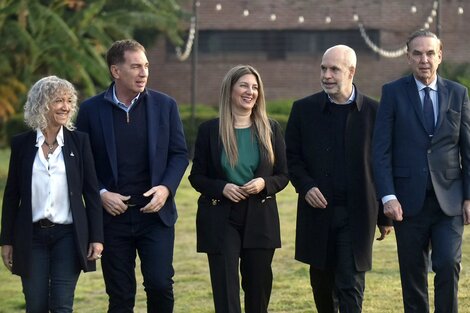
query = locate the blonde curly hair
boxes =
[24,76,78,131]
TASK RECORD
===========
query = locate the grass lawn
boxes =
[1,148,470,312]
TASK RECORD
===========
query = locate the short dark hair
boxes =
[106,39,146,69]
[406,29,442,51]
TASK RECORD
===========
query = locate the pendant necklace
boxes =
[44,140,57,160]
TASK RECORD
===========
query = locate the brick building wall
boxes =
[147,0,469,105]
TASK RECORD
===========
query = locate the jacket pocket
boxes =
[445,168,461,180]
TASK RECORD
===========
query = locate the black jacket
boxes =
[189,118,289,253]
[285,89,391,271]
[0,129,103,276]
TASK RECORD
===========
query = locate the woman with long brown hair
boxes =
[189,65,288,313]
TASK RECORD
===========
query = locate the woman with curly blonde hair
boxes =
[0,76,104,313]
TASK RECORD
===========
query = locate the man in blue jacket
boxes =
[373,30,470,313]
[76,39,188,313]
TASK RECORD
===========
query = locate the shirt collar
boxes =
[414,76,438,92]
[112,85,140,109]
[36,127,65,147]
[327,85,356,104]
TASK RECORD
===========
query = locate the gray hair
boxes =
[24,76,78,131]
[406,29,442,51]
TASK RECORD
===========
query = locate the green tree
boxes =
[439,61,470,90]
[0,0,186,122]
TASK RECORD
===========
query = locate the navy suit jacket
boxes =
[373,75,470,216]
[76,84,189,227]
[0,129,103,277]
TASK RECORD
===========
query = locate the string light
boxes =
[357,1,450,58]
[175,1,466,61]
[324,7,331,24]
[175,16,196,61]
[269,2,276,22]
[358,23,407,58]
[242,1,249,17]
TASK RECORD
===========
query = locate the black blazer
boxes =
[189,118,289,253]
[0,129,103,277]
[285,89,391,271]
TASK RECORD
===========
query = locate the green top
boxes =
[221,127,260,185]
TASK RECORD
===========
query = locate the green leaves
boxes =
[0,0,185,121]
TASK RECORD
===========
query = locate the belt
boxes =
[124,195,150,207]
[34,219,56,228]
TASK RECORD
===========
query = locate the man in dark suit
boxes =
[76,39,188,313]
[285,45,392,313]
[373,30,470,313]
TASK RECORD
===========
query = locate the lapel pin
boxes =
[70,152,75,157]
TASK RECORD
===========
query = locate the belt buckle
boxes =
[38,219,55,228]
[124,199,137,207]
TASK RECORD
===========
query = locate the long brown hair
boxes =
[219,65,274,167]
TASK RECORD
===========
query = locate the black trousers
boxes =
[207,221,275,313]
[101,209,175,313]
[394,192,463,313]
[309,205,365,313]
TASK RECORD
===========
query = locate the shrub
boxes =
[3,114,29,146]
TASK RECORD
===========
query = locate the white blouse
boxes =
[31,127,72,224]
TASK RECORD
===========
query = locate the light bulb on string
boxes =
[431,9,436,16]
[298,16,305,23]
[269,2,277,22]
[427,16,433,23]
[242,1,249,17]
[458,7,464,15]
[215,3,222,11]
[410,5,417,14]
[433,1,438,10]
[424,22,430,29]
[324,7,331,24]
[353,13,359,22]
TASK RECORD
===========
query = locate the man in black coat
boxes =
[285,45,392,313]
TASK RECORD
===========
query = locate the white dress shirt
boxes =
[31,127,72,224]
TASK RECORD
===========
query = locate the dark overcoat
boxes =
[285,89,391,271]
